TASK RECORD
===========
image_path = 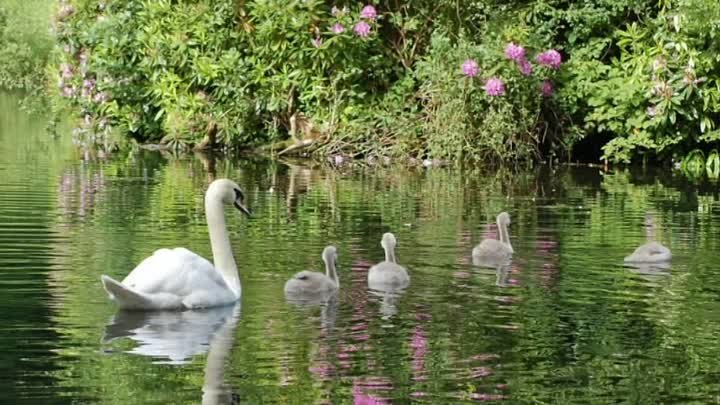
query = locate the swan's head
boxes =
[380,232,397,250]
[207,179,251,217]
[322,245,338,266]
[644,213,655,227]
[498,212,511,226]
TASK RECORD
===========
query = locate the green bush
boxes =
[0,0,53,96]
[49,0,720,165]
[51,0,568,162]
[534,0,720,164]
[53,0,401,150]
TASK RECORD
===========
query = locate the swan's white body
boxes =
[624,241,672,263]
[624,214,671,264]
[101,179,251,310]
[472,212,513,266]
[368,233,410,289]
[284,246,340,298]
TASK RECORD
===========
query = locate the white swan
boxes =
[624,214,671,264]
[100,179,251,310]
[368,233,410,289]
[284,245,340,297]
[472,212,513,265]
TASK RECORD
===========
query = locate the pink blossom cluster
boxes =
[461,59,480,78]
[535,49,562,69]
[325,4,377,41]
[462,42,561,97]
[360,5,377,20]
[504,43,526,62]
[484,77,506,97]
[505,43,533,76]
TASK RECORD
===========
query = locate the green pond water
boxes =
[1,92,720,405]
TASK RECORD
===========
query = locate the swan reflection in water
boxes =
[102,304,241,405]
[625,260,671,281]
[368,286,407,319]
[472,254,513,287]
[285,293,339,333]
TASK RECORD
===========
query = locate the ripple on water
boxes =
[2,93,720,404]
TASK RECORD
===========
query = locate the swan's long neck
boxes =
[384,244,397,263]
[645,223,656,241]
[205,196,240,298]
[325,258,339,288]
[497,218,513,253]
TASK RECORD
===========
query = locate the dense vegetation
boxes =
[3,0,720,169]
[0,0,54,99]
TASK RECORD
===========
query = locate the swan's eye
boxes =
[233,188,244,202]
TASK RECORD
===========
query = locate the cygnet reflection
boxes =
[368,287,406,319]
[286,294,339,333]
[625,260,671,281]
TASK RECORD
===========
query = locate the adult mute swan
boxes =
[284,245,340,296]
[100,179,251,310]
[624,214,671,264]
[368,233,409,289]
[472,212,513,265]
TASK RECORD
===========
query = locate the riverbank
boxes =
[4,1,720,171]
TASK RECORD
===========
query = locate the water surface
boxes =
[2,93,720,404]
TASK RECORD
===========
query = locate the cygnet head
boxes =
[322,245,338,265]
[207,178,251,217]
[380,232,397,250]
[498,212,511,226]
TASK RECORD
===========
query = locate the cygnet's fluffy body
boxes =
[368,233,409,289]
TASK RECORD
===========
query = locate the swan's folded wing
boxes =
[293,271,315,280]
[123,248,218,295]
[101,275,155,310]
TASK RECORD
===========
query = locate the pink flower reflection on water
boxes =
[469,366,493,378]
[469,393,507,401]
[410,324,429,381]
[352,377,392,405]
[308,361,335,381]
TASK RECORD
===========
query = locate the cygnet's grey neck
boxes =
[497,217,513,253]
[323,254,339,287]
[383,244,397,263]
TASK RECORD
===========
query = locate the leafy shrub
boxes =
[48,0,720,166]
[52,0,401,150]
[0,1,53,97]
[534,0,720,164]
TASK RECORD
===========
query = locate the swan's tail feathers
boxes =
[101,275,154,310]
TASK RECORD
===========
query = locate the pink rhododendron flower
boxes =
[518,58,533,76]
[541,80,554,96]
[484,77,506,96]
[60,63,73,79]
[360,5,377,20]
[536,49,562,69]
[504,42,526,62]
[461,59,479,78]
[61,86,75,98]
[354,21,371,37]
[332,23,345,34]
